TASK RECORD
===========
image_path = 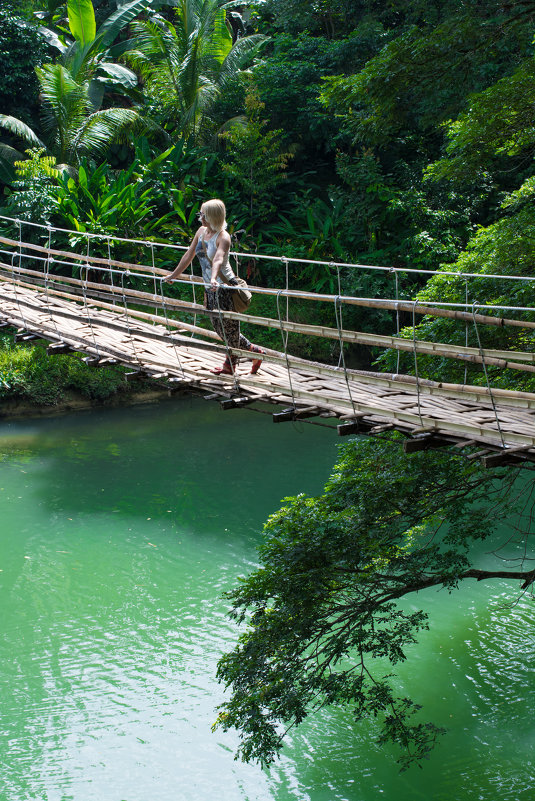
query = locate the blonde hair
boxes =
[201,198,227,232]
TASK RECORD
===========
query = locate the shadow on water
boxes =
[0,396,338,535]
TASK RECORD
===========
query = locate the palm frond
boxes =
[208,7,233,65]
[97,62,138,89]
[37,64,89,159]
[221,0,266,9]
[0,116,44,149]
[219,34,266,74]
[73,107,142,159]
[122,0,265,141]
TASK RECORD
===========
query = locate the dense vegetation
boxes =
[0,330,149,405]
[2,0,535,383]
[1,0,535,774]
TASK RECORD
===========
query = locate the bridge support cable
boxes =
[276,287,297,410]
[158,277,186,380]
[472,301,506,449]
[335,264,343,369]
[43,223,61,343]
[119,270,143,370]
[464,278,469,386]
[149,243,158,319]
[276,257,293,386]
[107,237,117,309]
[81,261,102,361]
[283,257,290,327]
[412,301,424,426]
[279,258,298,411]
[334,294,358,419]
[391,267,401,375]
[10,220,30,336]
[81,234,102,360]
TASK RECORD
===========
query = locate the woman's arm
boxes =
[165,229,202,283]
[210,232,231,289]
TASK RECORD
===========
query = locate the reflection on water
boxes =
[0,397,533,801]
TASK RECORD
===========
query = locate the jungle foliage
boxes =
[0,329,145,405]
[2,0,535,772]
[3,0,534,368]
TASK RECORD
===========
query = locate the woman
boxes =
[165,199,263,375]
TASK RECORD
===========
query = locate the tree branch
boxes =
[381,567,535,604]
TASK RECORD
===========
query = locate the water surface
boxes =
[0,397,533,801]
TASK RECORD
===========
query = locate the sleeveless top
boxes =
[195,230,236,287]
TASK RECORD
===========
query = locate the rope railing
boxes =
[1,239,535,339]
[2,238,535,320]
[2,250,535,389]
[2,214,535,285]
[1,216,535,436]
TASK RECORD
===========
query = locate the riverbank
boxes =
[0,333,189,418]
[0,386,187,420]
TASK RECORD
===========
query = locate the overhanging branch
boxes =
[383,567,535,603]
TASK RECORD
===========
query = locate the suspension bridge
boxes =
[1,215,535,467]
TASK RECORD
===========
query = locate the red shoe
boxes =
[249,345,264,375]
[211,357,237,375]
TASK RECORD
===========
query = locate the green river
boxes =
[0,397,533,801]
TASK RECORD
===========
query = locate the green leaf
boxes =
[37,25,68,53]
[78,164,87,187]
[99,0,152,49]
[187,203,200,226]
[306,207,315,234]
[67,0,96,45]
[210,8,233,65]
[96,62,138,89]
[0,143,20,184]
[0,115,44,149]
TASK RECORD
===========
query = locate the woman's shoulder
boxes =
[217,229,231,246]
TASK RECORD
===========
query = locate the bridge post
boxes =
[337,413,367,436]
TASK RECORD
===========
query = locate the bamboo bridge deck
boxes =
[1,220,535,467]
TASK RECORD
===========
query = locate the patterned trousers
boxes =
[205,287,252,352]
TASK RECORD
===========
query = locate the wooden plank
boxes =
[403,435,452,453]
[273,406,320,422]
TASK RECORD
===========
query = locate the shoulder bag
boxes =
[201,237,252,313]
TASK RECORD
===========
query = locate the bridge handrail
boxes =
[3,216,535,454]
[2,239,535,320]
[4,271,535,384]
[2,214,535,286]
[2,257,535,376]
